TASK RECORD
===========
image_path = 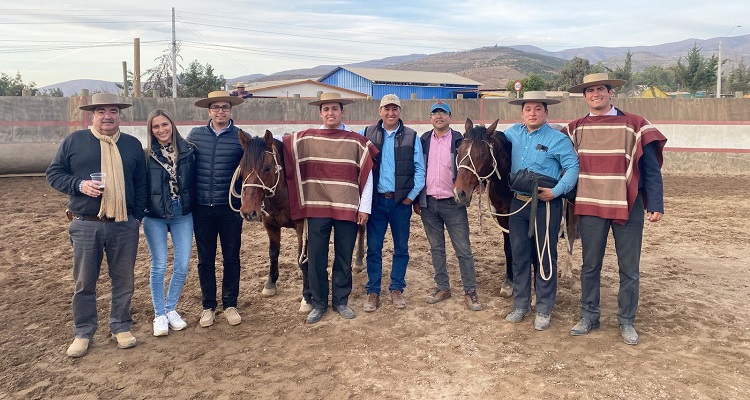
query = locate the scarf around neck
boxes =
[91,127,128,222]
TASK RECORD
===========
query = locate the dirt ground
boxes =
[1,174,749,399]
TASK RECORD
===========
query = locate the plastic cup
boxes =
[90,172,106,192]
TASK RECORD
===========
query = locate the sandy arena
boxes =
[1,174,749,399]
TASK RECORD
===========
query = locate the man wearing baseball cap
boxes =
[47,93,147,357]
[187,90,246,328]
[414,101,482,311]
[360,94,425,312]
[565,73,667,345]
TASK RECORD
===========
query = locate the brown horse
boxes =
[453,118,515,295]
[235,130,365,310]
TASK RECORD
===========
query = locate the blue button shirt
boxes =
[504,123,579,198]
[360,123,425,201]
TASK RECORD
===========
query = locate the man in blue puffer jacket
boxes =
[187,90,245,328]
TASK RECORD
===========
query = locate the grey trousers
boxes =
[578,195,645,326]
[69,216,140,339]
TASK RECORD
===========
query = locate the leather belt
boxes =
[73,214,116,222]
[379,192,395,199]
[514,193,532,202]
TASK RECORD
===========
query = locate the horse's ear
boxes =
[238,129,251,147]
[487,119,499,135]
[264,130,275,147]
[465,118,473,134]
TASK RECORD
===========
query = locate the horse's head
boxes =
[237,129,283,222]
[453,118,502,205]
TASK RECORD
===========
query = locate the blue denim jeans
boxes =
[366,195,413,295]
[143,200,194,317]
[509,197,562,315]
[420,196,476,292]
[68,215,140,339]
[579,194,645,326]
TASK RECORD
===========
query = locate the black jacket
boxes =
[186,120,244,207]
[364,120,417,204]
[145,135,195,219]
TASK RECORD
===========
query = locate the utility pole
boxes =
[717,25,741,98]
[134,38,141,97]
[172,7,177,98]
[122,61,129,97]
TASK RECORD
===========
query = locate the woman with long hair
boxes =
[143,109,195,336]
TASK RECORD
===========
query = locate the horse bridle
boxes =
[229,145,282,216]
[455,139,503,183]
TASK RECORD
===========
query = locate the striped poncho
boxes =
[283,128,378,223]
[564,110,667,224]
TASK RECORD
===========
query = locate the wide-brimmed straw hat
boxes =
[308,92,354,106]
[194,90,244,108]
[79,92,132,111]
[234,82,247,88]
[508,91,561,106]
[568,73,626,93]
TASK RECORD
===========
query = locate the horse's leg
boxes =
[262,223,281,296]
[296,222,313,313]
[353,224,366,273]
[499,230,514,297]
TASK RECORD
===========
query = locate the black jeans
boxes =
[193,204,243,310]
[306,217,358,309]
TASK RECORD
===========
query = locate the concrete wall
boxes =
[1,96,748,175]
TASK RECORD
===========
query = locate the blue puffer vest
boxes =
[186,120,244,207]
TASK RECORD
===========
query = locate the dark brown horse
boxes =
[235,130,365,311]
[453,118,515,295]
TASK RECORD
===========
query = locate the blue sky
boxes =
[1,1,747,87]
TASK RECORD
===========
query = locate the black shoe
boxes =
[333,304,355,319]
[570,317,600,336]
[306,308,327,324]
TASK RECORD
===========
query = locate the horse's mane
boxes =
[243,135,285,170]
[464,125,490,142]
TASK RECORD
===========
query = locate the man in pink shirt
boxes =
[413,101,481,311]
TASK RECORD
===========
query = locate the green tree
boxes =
[551,57,594,91]
[505,73,548,94]
[39,88,64,97]
[633,66,677,92]
[673,43,718,95]
[178,60,225,98]
[0,72,36,96]
[143,42,183,97]
[116,70,136,96]
[606,49,635,96]
[727,59,750,94]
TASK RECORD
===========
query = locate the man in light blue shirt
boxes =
[502,91,579,331]
[360,94,426,311]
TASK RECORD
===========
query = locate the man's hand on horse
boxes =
[357,212,369,226]
[537,187,555,201]
[647,211,663,223]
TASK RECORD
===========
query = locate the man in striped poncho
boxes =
[283,92,379,324]
[564,73,667,345]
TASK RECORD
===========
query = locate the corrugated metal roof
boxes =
[341,67,481,86]
[246,79,366,96]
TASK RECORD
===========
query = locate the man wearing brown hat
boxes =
[47,93,147,357]
[502,91,579,331]
[564,73,667,345]
[187,90,245,328]
[361,94,425,311]
[230,82,252,99]
[282,92,378,323]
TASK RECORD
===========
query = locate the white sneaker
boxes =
[166,310,187,331]
[199,309,215,328]
[224,307,242,326]
[153,315,169,337]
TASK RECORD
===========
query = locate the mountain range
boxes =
[41,34,750,96]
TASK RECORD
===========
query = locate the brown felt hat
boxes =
[568,73,626,93]
[79,93,132,111]
[194,90,244,108]
[308,92,354,106]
